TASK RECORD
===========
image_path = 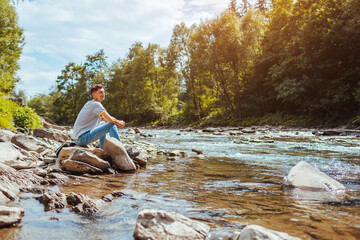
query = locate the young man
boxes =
[72,84,125,149]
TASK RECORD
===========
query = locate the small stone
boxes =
[0,206,25,227]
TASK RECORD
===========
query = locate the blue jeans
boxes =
[75,122,121,149]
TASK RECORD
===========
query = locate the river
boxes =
[1,127,360,239]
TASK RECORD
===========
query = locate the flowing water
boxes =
[1,128,360,240]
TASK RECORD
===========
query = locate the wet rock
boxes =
[66,192,86,206]
[192,149,204,155]
[134,152,149,167]
[206,230,241,240]
[70,149,110,171]
[61,159,103,174]
[283,161,346,191]
[126,146,141,159]
[134,209,210,240]
[127,128,136,134]
[111,190,126,197]
[37,192,67,211]
[0,205,25,227]
[202,128,217,133]
[238,225,301,240]
[0,129,15,142]
[241,129,256,134]
[66,191,105,214]
[133,128,141,134]
[104,137,136,171]
[82,198,105,214]
[11,134,46,153]
[321,130,342,136]
[101,194,114,202]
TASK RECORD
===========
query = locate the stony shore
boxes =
[0,117,357,239]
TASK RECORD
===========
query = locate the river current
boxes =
[1,127,360,239]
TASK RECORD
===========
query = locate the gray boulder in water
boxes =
[238,225,301,240]
[283,161,346,191]
[104,137,136,171]
[134,209,210,240]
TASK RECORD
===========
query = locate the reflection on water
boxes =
[1,129,360,239]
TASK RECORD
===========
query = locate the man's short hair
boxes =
[90,84,104,95]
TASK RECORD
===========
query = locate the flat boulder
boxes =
[238,225,301,240]
[0,162,43,203]
[33,128,71,142]
[58,147,110,163]
[70,149,110,170]
[104,137,136,171]
[61,159,103,174]
[0,142,37,169]
[0,205,25,227]
[283,161,346,191]
[11,134,45,153]
[134,209,210,240]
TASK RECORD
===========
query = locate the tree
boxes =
[0,0,24,94]
[107,42,180,124]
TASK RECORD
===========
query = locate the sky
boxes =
[15,0,229,98]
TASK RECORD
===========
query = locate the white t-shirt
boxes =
[71,100,106,140]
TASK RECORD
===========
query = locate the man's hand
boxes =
[115,119,125,128]
[102,111,125,127]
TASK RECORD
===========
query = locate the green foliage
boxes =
[0,94,17,129]
[0,0,24,94]
[38,0,359,127]
[106,43,180,125]
[0,94,42,130]
[12,105,42,130]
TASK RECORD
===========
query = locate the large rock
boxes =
[238,225,301,240]
[58,147,110,163]
[70,149,110,170]
[104,137,136,171]
[0,205,25,227]
[33,128,71,142]
[134,209,210,240]
[283,161,346,191]
[61,159,103,174]
[0,129,15,142]
[0,142,37,169]
[0,162,43,203]
[11,134,46,153]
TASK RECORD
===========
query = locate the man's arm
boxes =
[100,111,125,127]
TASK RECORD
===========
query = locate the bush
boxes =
[0,95,17,129]
[0,94,42,130]
[13,106,42,130]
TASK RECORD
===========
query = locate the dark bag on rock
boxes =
[55,141,77,157]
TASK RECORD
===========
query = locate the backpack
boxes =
[55,141,77,157]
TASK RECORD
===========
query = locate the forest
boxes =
[1,0,360,129]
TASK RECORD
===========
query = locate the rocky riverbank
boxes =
[0,118,357,239]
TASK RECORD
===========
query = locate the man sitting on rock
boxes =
[72,84,125,149]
